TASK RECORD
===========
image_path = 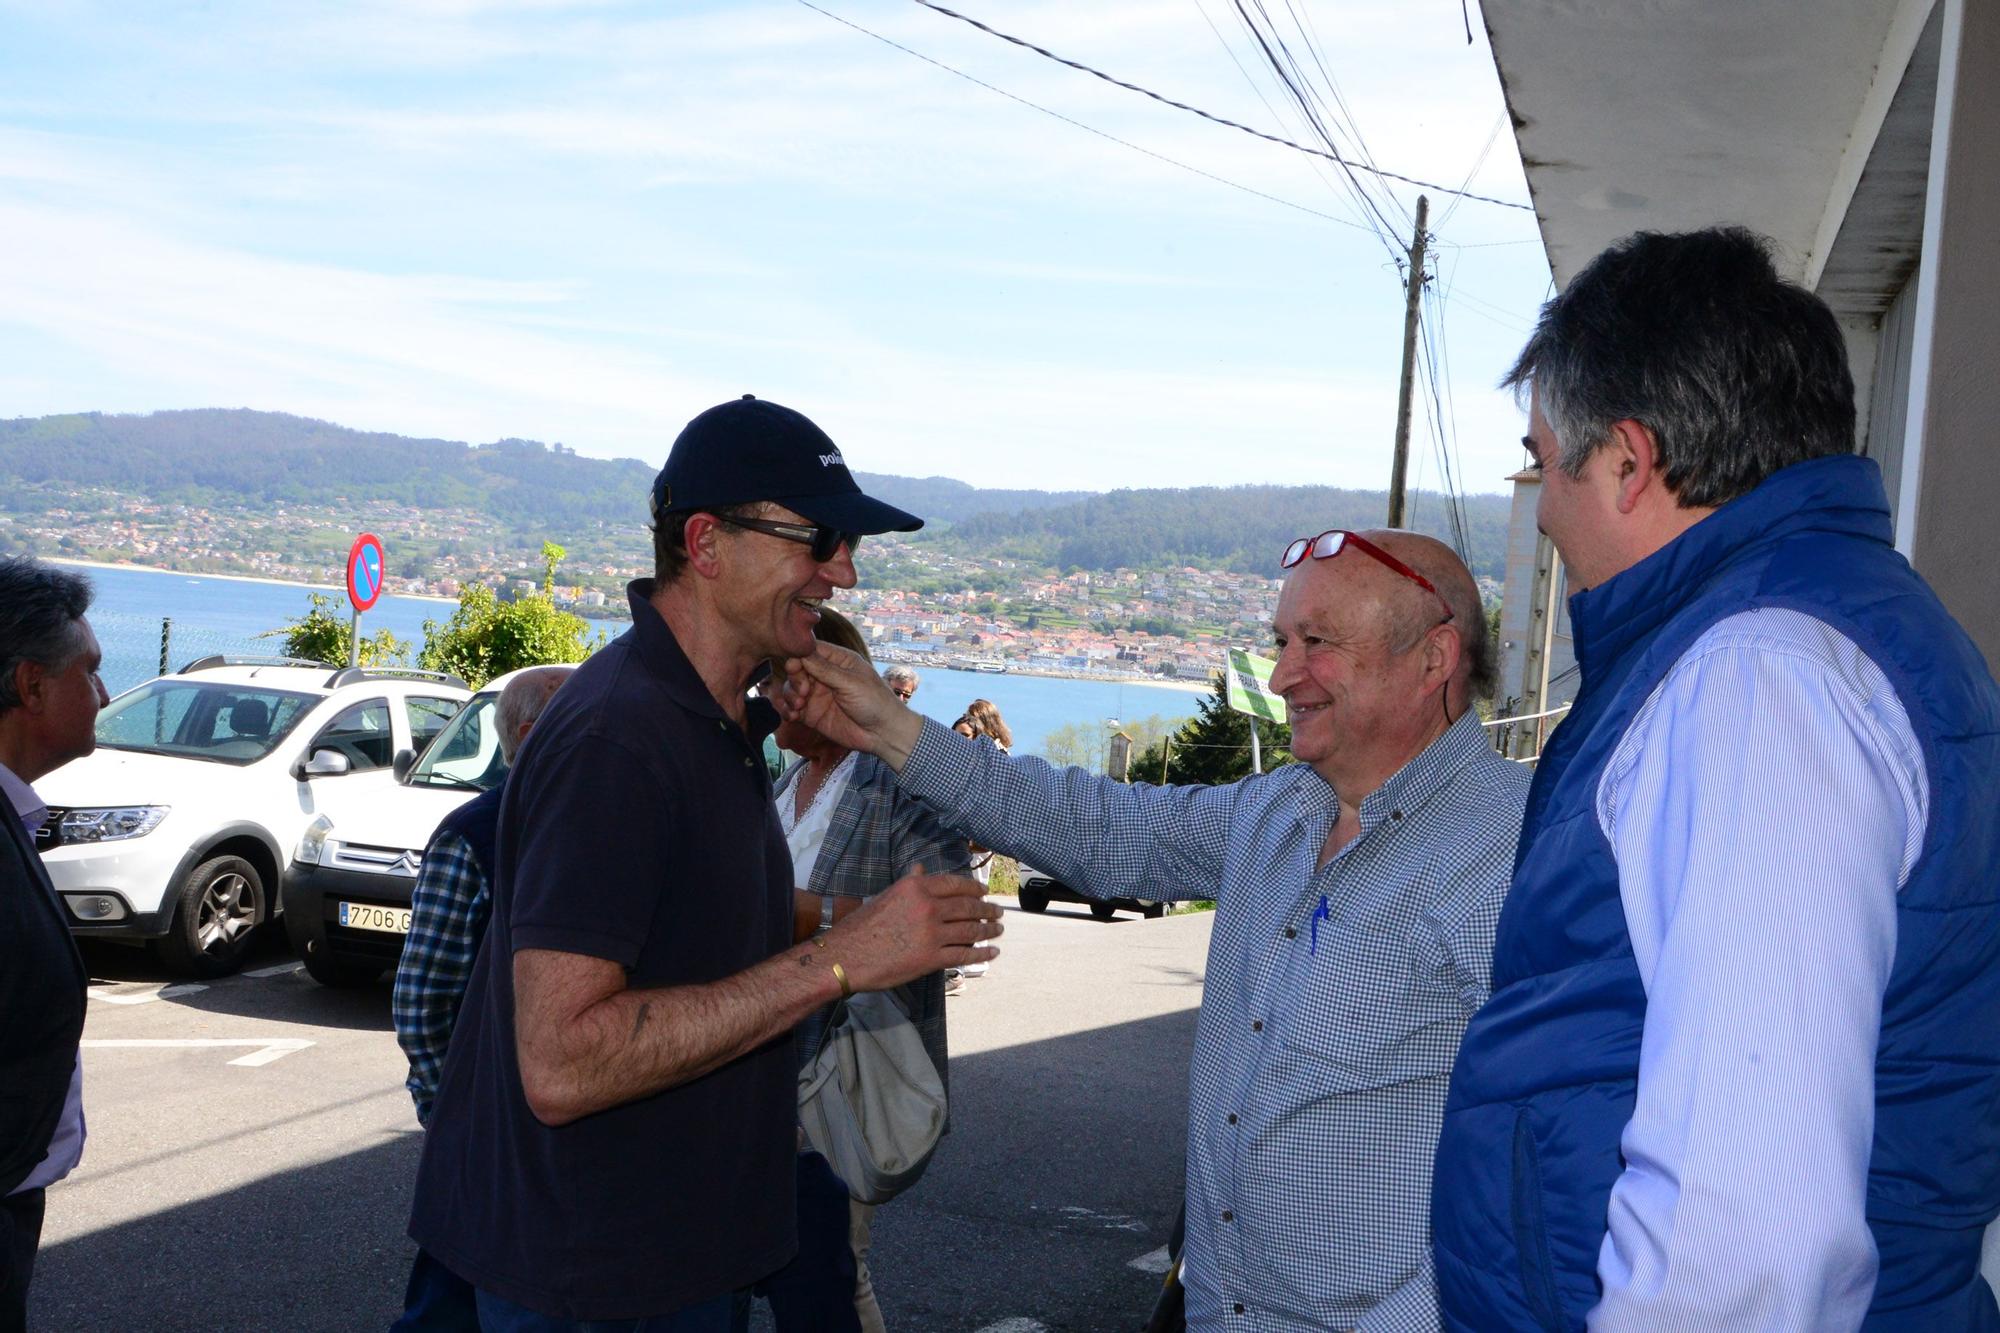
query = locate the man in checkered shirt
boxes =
[784,530,1531,1331]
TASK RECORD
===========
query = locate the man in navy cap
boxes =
[408,396,1003,1331]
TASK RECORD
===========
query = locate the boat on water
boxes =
[950,657,1007,674]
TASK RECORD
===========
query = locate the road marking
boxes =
[242,962,304,978]
[1031,1203,1149,1233]
[1128,1245,1173,1274]
[87,982,208,1006]
[973,1321,1049,1333]
[80,1038,315,1067]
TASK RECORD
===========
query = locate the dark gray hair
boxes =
[0,556,94,712]
[496,666,573,763]
[1504,226,1856,508]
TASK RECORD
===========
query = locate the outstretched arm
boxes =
[780,641,1244,902]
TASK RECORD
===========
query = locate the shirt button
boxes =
[1234,1304,1245,1315]
[1220,1209,1233,1222]
[1226,1113,1238,1125]
[743,757,754,768]
[1251,1019,1263,1033]
[1283,927,1296,939]
[1391,809,1403,820]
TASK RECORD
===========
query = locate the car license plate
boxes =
[339,901,410,934]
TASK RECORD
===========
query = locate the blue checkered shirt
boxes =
[392,829,489,1127]
[897,711,1529,1332]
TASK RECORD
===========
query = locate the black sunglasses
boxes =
[716,514,861,563]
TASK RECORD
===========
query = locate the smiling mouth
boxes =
[795,597,824,620]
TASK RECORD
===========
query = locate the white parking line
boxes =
[242,962,304,979]
[80,1037,315,1067]
[972,1321,1049,1333]
[1127,1245,1173,1274]
[86,982,208,1006]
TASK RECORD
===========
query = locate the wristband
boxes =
[818,892,836,935]
[830,961,852,1001]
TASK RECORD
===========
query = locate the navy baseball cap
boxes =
[649,395,922,535]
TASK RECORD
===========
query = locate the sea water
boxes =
[62,562,1201,758]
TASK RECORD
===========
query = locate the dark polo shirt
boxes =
[409,581,794,1320]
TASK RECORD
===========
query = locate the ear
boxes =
[1604,419,1665,515]
[681,512,728,580]
[11,659,46,715]
[1425,616,1463,691]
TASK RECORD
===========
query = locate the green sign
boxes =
[1224,648,1287,724]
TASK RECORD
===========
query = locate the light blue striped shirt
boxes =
[1589,607,1928,1330]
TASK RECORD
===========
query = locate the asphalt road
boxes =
[31,900,1210,1333]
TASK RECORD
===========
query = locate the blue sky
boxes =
[0,0,1549,497]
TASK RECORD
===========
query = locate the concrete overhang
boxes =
[1482,0,1939,307]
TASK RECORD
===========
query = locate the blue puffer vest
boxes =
[1432,456,2000,1330]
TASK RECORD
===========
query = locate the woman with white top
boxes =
[770,609,969,1333]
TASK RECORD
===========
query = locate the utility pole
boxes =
[1386,193,1431,529]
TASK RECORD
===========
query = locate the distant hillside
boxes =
[0,409,1083,528]
[0,409,1509,577]
[924,484,1511,582]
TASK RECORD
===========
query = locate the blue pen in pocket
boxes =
[1309,894,1331,956]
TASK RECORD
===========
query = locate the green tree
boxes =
[418,548,599,689]
[1133,673,1292,786]
[1038,721,1099,771]
[269,592,410,667]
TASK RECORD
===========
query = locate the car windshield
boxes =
[95,680,318,766]
[406,691,507,791]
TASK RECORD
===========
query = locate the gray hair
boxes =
[881,664,919,690]
[0,556,94,712]
[496,666,573,763]
[1504,226,1855,508]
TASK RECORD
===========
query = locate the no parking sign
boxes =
[342,533,385,668]
[346,532,385,612]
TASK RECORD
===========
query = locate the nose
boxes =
[822,543,859,589]
[1268,641,1303,696]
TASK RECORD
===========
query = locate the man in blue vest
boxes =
[1431,226,2000,1329]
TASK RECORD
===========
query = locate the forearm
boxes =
[517,940,845,1125]
[898,716,1226,901]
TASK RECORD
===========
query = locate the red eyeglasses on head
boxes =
[1280,529,1454,623]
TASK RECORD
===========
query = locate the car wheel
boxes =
[156,855,265,978]
[300,947,384,989]
[1018,885,1050,913]
[1090,901,1118,922]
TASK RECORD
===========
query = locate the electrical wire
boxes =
[905,0,1534,212]
[793,0,1381,233]
[1226,0,1407,262]
[1190,0,1380,232]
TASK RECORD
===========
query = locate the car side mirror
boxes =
[301,749,352,778]
[392,748,416,782]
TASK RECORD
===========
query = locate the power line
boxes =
[1226,0,1406,261]
[794,0,1379,233]
[908,0,1534,213]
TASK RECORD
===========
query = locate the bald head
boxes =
[1354,530,1494,704]
[497,666,573,763]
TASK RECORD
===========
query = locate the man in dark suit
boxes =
[0,556,105,1331]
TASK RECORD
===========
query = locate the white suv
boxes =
[36,656,470,977]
